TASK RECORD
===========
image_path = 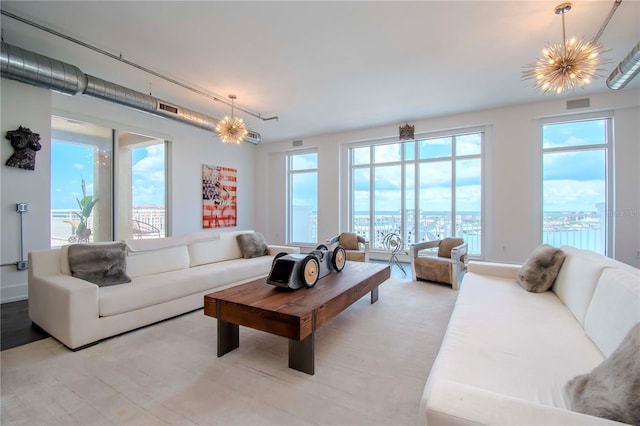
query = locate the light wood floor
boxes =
[1,271,455,426]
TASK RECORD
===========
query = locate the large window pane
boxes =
[543,120,606,149]
[352,147,370,165]
[456,133,482,156]
[418,161,451,241]
[288,151,318,244]
[51,117,113,247]
[373,165,401,248]
[353,167,370,242]
[543,149,606,253]
[404,140,415,161]
[419,137,451,159]
[291,152,317,170]
[374,143,402,163]
[118,131,166,240]
[456,158,481,255]
[404,164,415,245]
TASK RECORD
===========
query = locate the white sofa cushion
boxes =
[125,235,188,252]
[426,272,605,410]
[99,256,273,317]
[189,230,251,265]
[126,245,190,278]
[552,246,607,326]
[584,268,640,357]
[187,231,223,267]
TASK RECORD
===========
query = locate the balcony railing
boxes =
[51,208,166,247]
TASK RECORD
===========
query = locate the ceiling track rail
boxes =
[592,0,622,44]
[0,9,278,122]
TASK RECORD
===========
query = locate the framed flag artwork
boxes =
[202,164,237,228]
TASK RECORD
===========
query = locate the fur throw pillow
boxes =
[236,232,269,259]
[565,323,640,424]
[68,242,131,286]
[516,244,566,292]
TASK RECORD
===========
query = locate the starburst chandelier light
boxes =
[215,94,248,144]
[523,3,606,94]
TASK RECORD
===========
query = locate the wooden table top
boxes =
[204,262,390,341]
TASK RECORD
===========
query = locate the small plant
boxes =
[72,176,98,241]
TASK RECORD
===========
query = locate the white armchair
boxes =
[409,237,468,290]
[327,232,370,262]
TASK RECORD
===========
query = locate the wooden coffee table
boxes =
[204,262,390,375]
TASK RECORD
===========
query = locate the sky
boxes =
[542,119,607,213]
[51,141,165,210]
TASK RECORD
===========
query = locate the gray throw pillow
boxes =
[565,323,640,424]
[236,232,269,259]
[68,242,131,286]
[516,244,566,292]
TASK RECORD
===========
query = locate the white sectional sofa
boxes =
[420,245,639,425]
[28,230,299,350]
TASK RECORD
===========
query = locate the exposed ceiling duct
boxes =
[607,41,640,90]
[0,42,261,144]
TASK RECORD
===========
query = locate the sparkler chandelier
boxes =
[522,3,606,94]
[215,94,248,144]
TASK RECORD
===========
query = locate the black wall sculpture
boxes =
[5,126,41,171]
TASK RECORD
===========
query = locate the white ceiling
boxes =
[1,1,639,143]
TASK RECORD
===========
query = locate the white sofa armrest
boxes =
[467,261,521,280]
[29,251,99,349]
[267,245,300,255]
[421,380,625,426]
[450,243,468,290]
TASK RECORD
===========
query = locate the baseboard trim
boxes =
[1,283,28,304]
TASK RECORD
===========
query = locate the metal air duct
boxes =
[606,41,640,90]
[0,42,261,144]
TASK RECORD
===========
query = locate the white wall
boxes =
[0,80,52,302]
[256,89,640,267]
[0,79,259,302]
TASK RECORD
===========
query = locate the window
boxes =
[51,117,113,246]
[287,151,318,244]
[350,131,483,255]
[117,131,167,240]
[542,117,611,255]
[50,116,167,247]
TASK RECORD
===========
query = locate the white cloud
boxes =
[132,145,165,206]
[544,179,604,211]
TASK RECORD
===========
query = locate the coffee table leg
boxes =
[371,287,379,303]
[217,319,239,357]
[289,333,314,375]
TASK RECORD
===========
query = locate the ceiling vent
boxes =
[566,98,590,109]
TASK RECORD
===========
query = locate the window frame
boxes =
[286,149,319,246]
[50,112,171,247]
[540,112,613,256]
[346,127,485,257]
